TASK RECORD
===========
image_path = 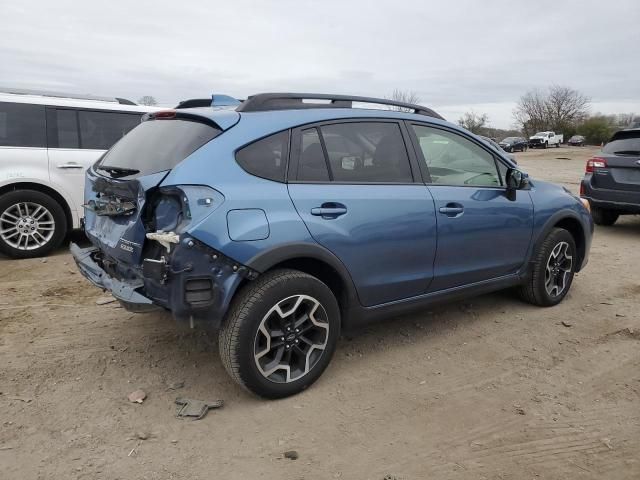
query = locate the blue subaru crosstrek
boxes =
[71,93,593,398]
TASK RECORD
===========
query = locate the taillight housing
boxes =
[586,157,607,173]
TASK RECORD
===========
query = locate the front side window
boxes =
[297,122,413,183]
[79,111,142,150]
[412,125,502,187]
[0,102,46,148]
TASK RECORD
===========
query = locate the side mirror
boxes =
[506,168,527,190]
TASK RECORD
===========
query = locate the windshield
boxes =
[534,132,547,137]
[602,131,640,155]
[502,137,518,143]
[98,119,220,178]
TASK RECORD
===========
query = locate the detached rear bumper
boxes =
[70,243,159,312]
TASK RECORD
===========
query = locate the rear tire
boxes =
[219,269,340,399]
[591,207,619,226]
[519,228,576,307]
[0,190,67,259]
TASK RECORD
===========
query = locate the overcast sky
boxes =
[1,0,639,128]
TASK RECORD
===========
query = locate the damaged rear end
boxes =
[71,109,256,326]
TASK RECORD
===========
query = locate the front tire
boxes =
[219,269,340,399]
[519,228,576,307]
[0,190,67,259]
[591,207,619,226]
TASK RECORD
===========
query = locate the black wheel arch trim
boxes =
[527,210,588,273]
[244,241,360,306]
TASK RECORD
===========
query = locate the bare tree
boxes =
[513,89,548,137]
[137,95,158,106]
[386,89,421,111]
[546,85,590,131]
[513,86,589,136]
[458,110,489,134]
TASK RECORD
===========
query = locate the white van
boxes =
[0,89,160,258]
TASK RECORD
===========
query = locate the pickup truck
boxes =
[529,131,563,148]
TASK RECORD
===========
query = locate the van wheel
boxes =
[519,228,576,307]
[591,207,618,226]
[0,190,67,259]
[219,269,340,399]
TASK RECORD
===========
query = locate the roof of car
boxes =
[0,89,161,113]
[176,105,453,135]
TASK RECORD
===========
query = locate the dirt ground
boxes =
[1,146,639,480]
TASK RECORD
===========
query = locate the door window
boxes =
[297,122,413,183]
[0,102,46,147]
[412,125,502,187]
[55,109,80,148]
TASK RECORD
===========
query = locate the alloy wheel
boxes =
[545,241,573,297]
[254,294,330,383]
[0,202,55,251]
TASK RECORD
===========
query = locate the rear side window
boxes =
[79,111,142,150]
[236,131,289,182]
[297,122,413,183]
[603,131,640,154]
[0,102,46,147]
[98,119,220,178]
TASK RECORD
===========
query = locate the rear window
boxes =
[603,131,640,154]
[98,119,220,177]
[0,102,46,147]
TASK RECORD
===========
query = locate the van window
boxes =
[55,109,80,148]
[78,111,142,150]
[0,102,46,148]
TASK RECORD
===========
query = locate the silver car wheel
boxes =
[0,202,55,251]
[254,294,330,383]
[545,241,573,297]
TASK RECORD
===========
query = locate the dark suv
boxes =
[71,93,593,398]
[499,137,528,152]
[581,128,640,225]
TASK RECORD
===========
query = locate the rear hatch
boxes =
[84,111,231,267]
[593,130,640,191]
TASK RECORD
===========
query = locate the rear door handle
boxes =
[439,203,464,217]
[57,162,83,169]
[311,203,347,218]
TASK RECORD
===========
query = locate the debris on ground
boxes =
[167,381,185,391]
[8,396,32,403]
[283,450,299,460]
[128,389,147,404]
[96,296,117,306]
[514,405,526,415]
[601,437,614,450]
[561,320,573,327]
[135,432,150,440]
[175,397,223,420]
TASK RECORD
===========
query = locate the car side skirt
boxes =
[344,273,523,330]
